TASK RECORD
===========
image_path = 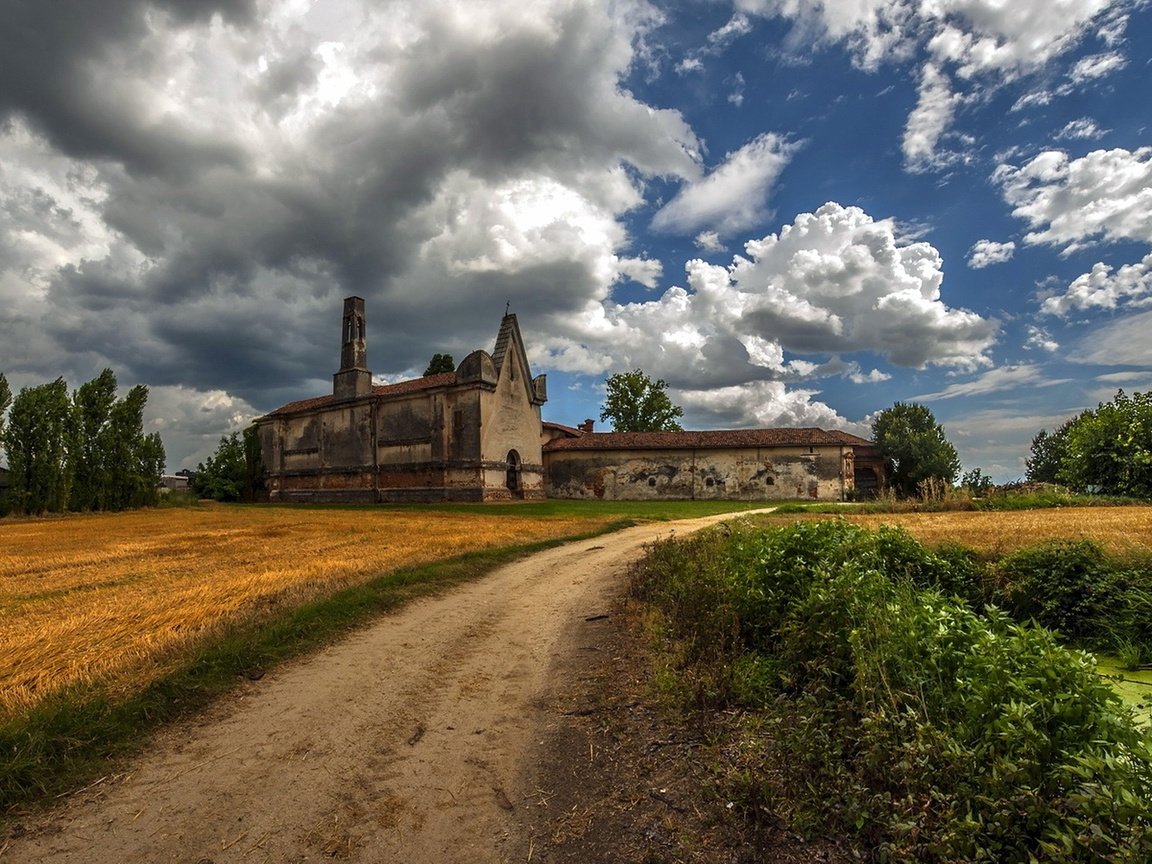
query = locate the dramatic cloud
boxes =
[994,147,1152,252]
[967,239,1016,268]
[541,203,998,397]
[651,133,796,237]
[1041,253,1152,315]
[0,0,707,449]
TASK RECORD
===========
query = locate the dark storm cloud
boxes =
[20,1,698,412]
[1,0,255,176]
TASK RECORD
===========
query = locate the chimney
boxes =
[579,418,595,433]
[333,296,371,399]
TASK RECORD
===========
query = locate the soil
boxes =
[1,512,840,863]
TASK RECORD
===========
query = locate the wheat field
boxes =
[841,506,1152,558]
[0,504,614,716]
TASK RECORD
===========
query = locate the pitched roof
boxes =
[262,371,457,417]
[542,427,874,452]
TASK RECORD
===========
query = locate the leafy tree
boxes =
[423,353,455,375]
[0,372,10,446]
[960,467,993,496]
[0,373,10,514]
[871,401,960,497]
[600,369,684,432]
[1060,390,1152,497]
[103,385,163,509]
[69,368,118,511]
[190,427,263,503]
[1025,419,1076,484]
[242,425,265,502]
[5,378,74,514]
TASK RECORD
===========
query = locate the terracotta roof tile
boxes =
[263,371,458,417]
[542,427,874,452]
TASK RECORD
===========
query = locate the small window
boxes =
[705,477,715,487]
[648,477,656,487]
[766,476,775,486]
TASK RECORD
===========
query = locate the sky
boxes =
[1,0,1151,481]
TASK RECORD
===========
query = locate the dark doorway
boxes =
[854,466,880,499]
[506,450,522,497]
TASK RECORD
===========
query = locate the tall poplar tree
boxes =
[70,368,118,511]
[6,378,74,514]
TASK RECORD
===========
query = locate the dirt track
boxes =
[3,512,761,863]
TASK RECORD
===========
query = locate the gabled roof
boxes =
[542,427,875,452]
[541,421,585,438]
[262,371,457,418]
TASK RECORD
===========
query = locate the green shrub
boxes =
[631,520,1152,863]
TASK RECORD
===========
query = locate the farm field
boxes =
[0,503,629,717]
[772,504,1152,558]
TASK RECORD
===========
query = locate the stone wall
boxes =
[544,445,850,501]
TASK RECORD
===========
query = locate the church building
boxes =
[256,298,885,503]
[256,297,548,502]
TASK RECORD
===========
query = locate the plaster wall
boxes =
[544,446,850,501]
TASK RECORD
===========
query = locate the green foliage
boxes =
[192,432,247,502]
[631,520,1152,862]
[600,368,684,432]
[1026,420,1075,484]
[0,372,10,447]
[1029,391,1152,497]
[69,369,118,511]
[960,466,994,496]
[995,541,1152,656]
[0,370,164,515]
[423,353,455,375]
[192,427,264,503]
[872,402,960,497]
[1062,390,1152,497]
[5,378,74,515]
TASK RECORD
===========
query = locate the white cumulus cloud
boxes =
[1041,253,1152,315]
[994,147,1152,253]
[967,239,1016,268]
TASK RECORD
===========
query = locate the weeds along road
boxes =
[4,510,768,864]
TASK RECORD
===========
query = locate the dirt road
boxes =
[3,511,760,863]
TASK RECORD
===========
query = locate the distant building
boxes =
[256,297,548,503]
[255,298,885,504]
[158,475,192,493]
[542,425,884,501]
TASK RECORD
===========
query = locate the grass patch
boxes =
[0,522,627,818]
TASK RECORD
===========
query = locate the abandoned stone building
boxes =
[256,297,885,503]
[542,425,884,501]
[256,297,548,502]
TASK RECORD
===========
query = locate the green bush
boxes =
[631,520,1152,863]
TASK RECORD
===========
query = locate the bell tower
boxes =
[333,296,371,399]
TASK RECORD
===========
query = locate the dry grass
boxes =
[0,504,614,717]
[769,505,1152,559]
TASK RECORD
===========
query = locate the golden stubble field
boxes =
[0,504,615,717]
[838,505,1152,559]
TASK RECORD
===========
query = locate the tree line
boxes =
[0,370,165,516]
[1026,389,1152,497]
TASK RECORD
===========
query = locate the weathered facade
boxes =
[256,297,548,503]
[257,298,886,504]
[542,428,885,501]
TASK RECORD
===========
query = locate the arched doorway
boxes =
[506,450,522,497]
